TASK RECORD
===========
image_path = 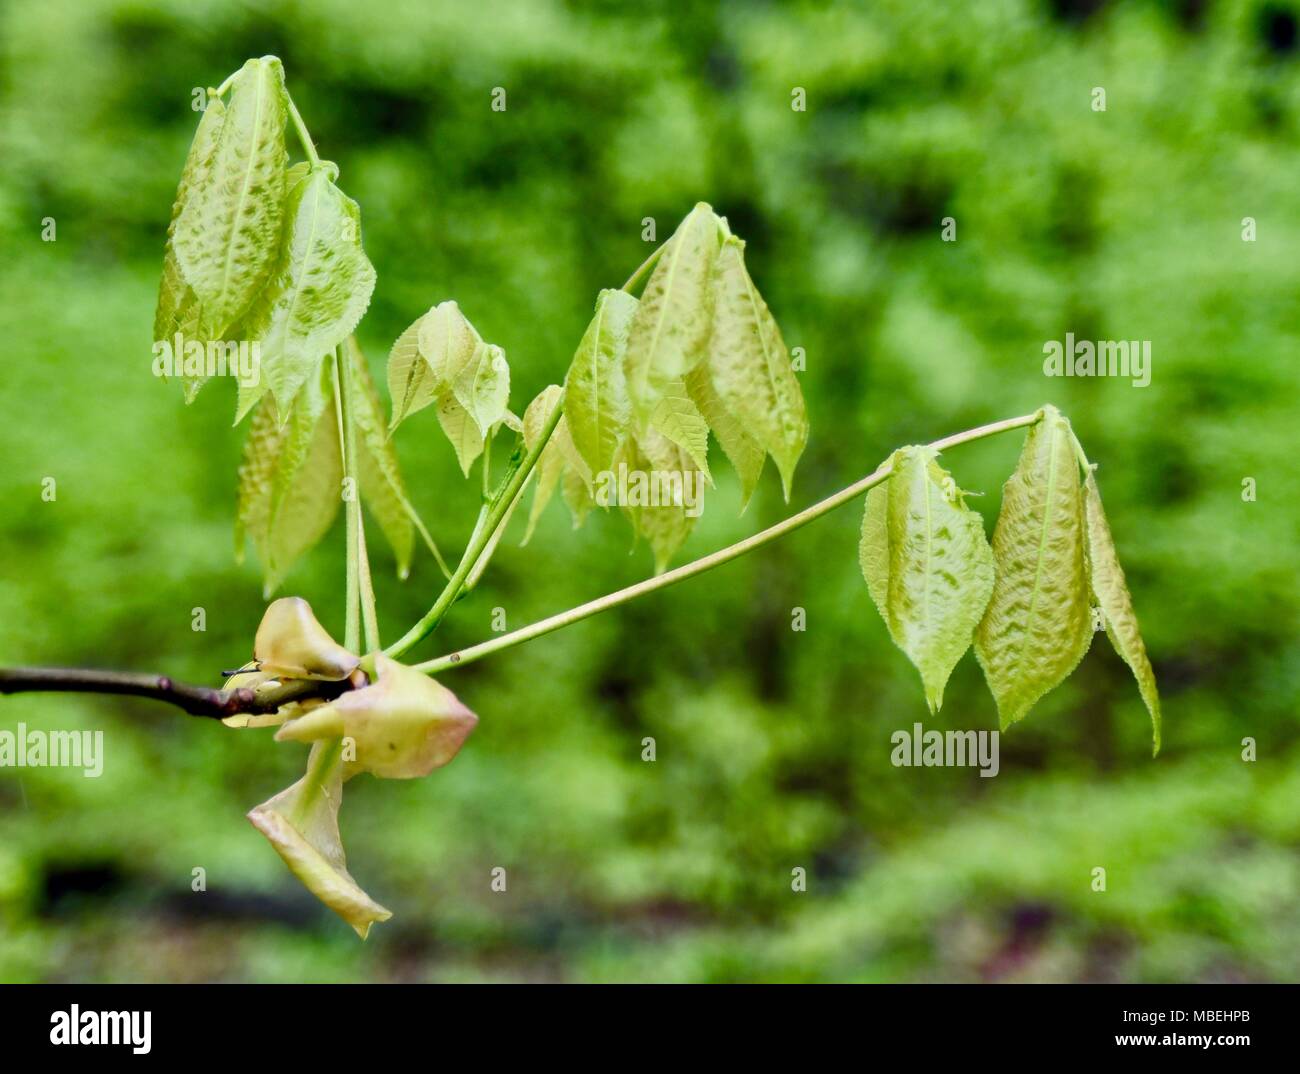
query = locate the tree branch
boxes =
[0,666,338,720]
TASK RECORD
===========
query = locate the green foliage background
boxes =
[1,0,1297,982]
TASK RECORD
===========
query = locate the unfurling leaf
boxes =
[154,95,227,402]
[707,235,808,500]
[1083,469,1162,754]
[243,164,376,417]
[174,58,288,341]
[975,407,1092,729]
[276,654,478,780]
[248,741,392,938]
[436,392,487,477]
[386,300,483,430]
[235,362,343,593]
[451,341,510,437]
[253,595,358,680]
[564,288,637,477]
[685,363,764,510]
[858,447,994,712]
[624,203,720,423]
[347,338,417,576]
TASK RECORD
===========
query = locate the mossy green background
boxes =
[0,0,1297,982]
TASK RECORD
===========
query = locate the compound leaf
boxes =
[975,407,1092,729]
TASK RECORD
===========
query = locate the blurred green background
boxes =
[1,0,1297,982]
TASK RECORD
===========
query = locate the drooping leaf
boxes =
[451,341,510,437]
[435,393,486,477]
[174,57,288,340]
[1083,468,1162,754]
[684,363,764,510]
[253,596,358,680]
[650,378,712,482]
[248,741,392,939]
[236,363,344,594]
[624,203,720,424]
[618,427,703,573]
[385,315,432,429]
[860,447,995,712]
[347,338,416,577]
[707,235,808,500]
[417,300,482,385]
[276,654,477,780]
[244,164,376,416]
[975,407,1093,729]
[155,95,227,402]
[564,288,637,477]
[521,385,565,542]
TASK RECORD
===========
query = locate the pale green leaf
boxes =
[1084,469,1162,754]
[521,385,565,541]
[619,427,702,573]
[707,235,808,501]
[174,57,288,340]
[245,165,377,416]
[684,362,764,510]
[865,447,995,712]
[624,203,719,424]
[347,339,415,577]
[451,341,510,437]
[435,392,485,477]
[564,288,637,477]
[651,378,712,481]
[385,314,433,430]
[417,300,482,385]
[155,96,227,402]
[975,407,1093,729]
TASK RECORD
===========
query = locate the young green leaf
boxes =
[651,378,712,482]
[245,164,377,416]
[707,235,808,501]
[346,339,418,577]
[417,300,482,385]
[155,96,227,402]
[435,393,486,477]
[859,447,995,712]
[564,288,637,477]
[619,428,702,573]
[1083,469,1162,754]
[248,741,392,939]
[624,203,720,424]
[174,57,288,340]
[684,363,765,510]
[235,364,343,594]
[385,315,432,429]
[521,385,566,543]
[975,407,1093,729]
[451,341,510,437]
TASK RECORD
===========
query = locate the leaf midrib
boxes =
[213,64,271,324]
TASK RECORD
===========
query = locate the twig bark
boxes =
[0,667,330,719]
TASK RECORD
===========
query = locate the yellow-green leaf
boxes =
[245,165,377,416]
[451,341,510,437]
[975,407,1093,729]
[174,58,288,340]
[684,362,764,510]
[651,378,712,482]
[624,203,719,424]
[1084,469,1162,754]
[862,447,995,712]
[564,288,637,477]
[707,235,807,500]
